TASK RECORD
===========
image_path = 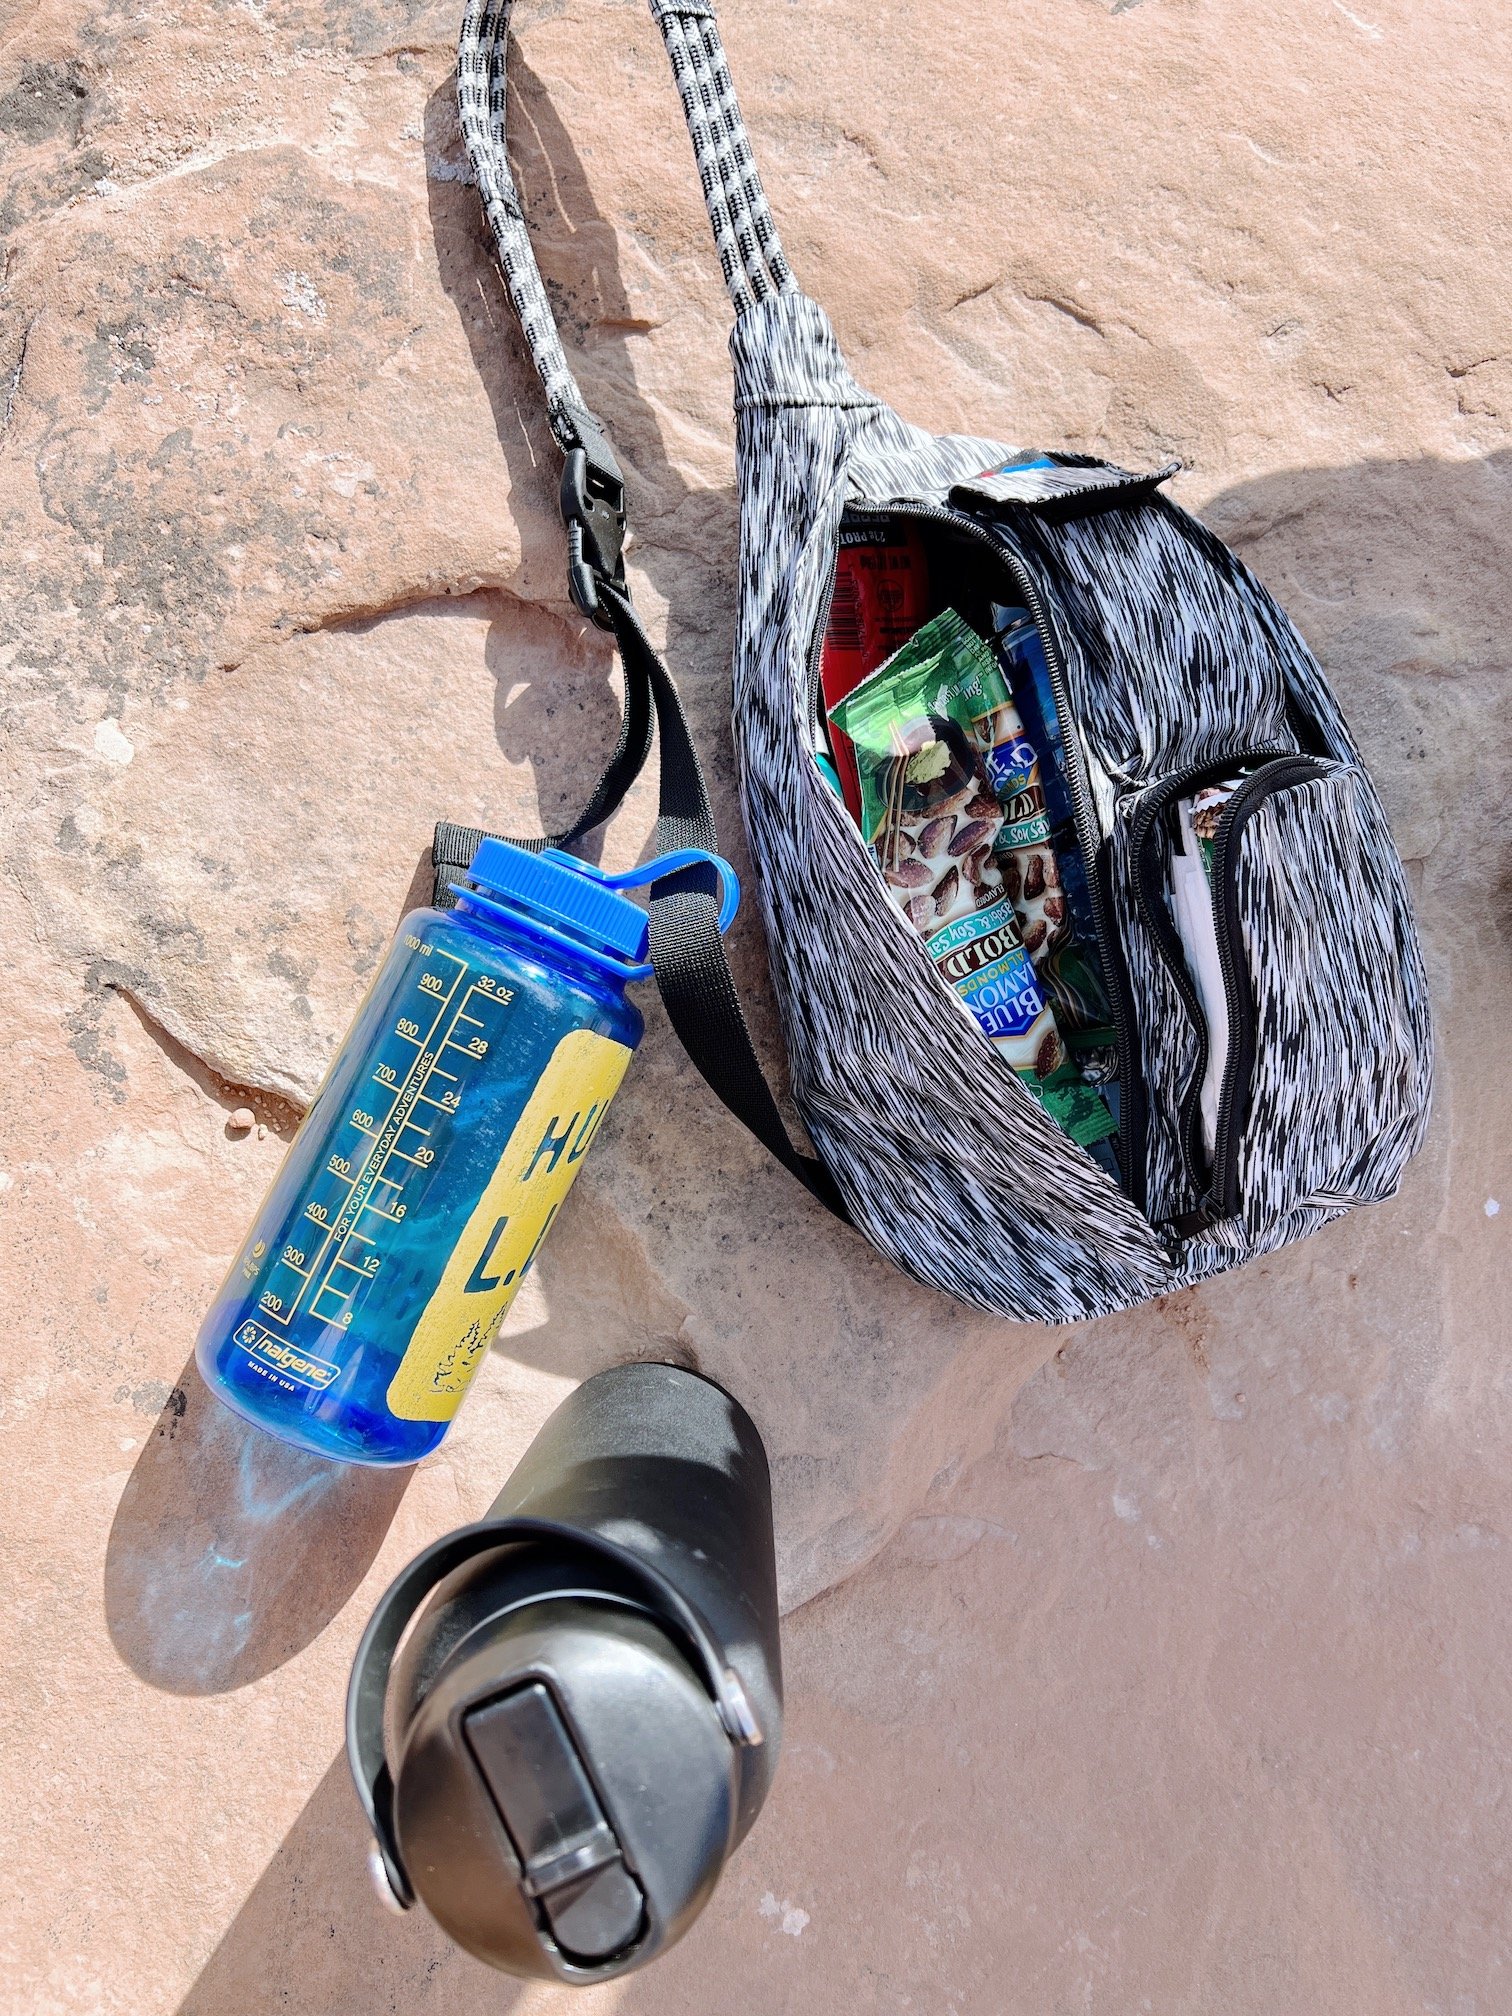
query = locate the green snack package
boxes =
[831,613,1115,1152]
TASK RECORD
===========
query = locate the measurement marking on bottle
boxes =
[260,953,476,1325]
[256,967,519,1336]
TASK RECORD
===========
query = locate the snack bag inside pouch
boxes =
[830,612,1115,1155]
[819,523,930,818]
[931,619,1104,1035]
[986,606,1118,1062]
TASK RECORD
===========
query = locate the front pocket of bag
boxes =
[1125,755,1430,1234]
[1217,761,1430,1228]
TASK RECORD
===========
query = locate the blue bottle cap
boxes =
[468,841,650,964]
[457,838,741,983]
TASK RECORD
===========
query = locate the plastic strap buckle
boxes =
[561,443,627,630]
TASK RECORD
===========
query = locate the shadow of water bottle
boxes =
[104,1358,412,1695]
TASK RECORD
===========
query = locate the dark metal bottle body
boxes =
[357,1363,782,1983]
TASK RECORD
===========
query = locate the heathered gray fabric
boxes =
[458,2,1434,1323]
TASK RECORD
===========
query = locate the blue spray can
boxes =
[196,840,738,1466]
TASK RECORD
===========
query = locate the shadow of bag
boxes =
[441,0,1433,1323]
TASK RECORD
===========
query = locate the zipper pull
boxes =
[1168,1197,1225,1241]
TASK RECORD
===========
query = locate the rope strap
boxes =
[457,0,793,461]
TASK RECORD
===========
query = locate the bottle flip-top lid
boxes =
[457,838,740,980]
[391,1593,740,1980]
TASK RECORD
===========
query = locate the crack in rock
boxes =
[111,979,304,1136]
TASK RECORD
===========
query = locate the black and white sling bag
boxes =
[446,0,1432,1324]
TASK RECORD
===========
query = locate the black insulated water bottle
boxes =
[346,1363,782,1982]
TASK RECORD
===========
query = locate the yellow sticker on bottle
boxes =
[385,1027,632,1422]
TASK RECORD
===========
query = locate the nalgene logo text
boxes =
[233,1319,341,1392]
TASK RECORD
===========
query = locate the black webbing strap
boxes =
[433,588,847,1220]
[447,2,844,1218]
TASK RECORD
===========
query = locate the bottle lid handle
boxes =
[593,848,741,937]
[552,847,741,981]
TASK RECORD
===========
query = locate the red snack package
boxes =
[819,524,930,819]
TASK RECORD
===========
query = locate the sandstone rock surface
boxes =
[1,0,1509,2008]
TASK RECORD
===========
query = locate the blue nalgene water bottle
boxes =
[196,840,738,1466]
